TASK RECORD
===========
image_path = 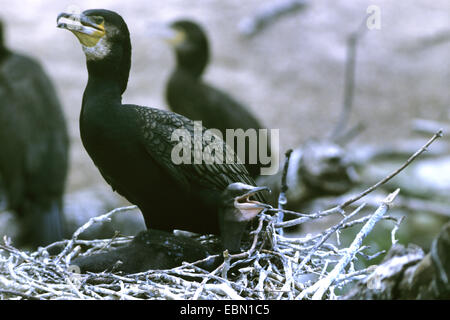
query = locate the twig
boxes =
[204,283,244,300]
[238,0,309,37]
[391,216,405,245]
[296,203,367,272]
[277,149,293,234]
[0,289,42,300]
[330,18,368,142]
[277,129,443,229]
[338,130,442,207]
[298,189,399,300]
[56,205,137,263]
[192,263,223,300]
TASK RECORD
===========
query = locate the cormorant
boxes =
[57,9,269,252]
[72,229,218,273]
[0,20,69,247]
[164,20,271,178]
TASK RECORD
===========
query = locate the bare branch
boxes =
[298,189,399,300]
[330,18,368,142]
[56,205,137,263]
[277,129,443,229]
[238,0,309,37]
[277,149,293,234]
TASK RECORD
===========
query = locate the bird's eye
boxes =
[91,16,104,25]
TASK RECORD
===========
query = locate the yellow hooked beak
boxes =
[149,23,186,47]
[57,12,105,47]
[166,28,186,46]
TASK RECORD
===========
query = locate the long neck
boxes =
[80,74,122,146]
[81,39,131,111]
[86,47,130,94]
[175,46,208,78]
[82,74,123,108]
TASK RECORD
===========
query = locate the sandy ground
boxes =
[1,0,449,198]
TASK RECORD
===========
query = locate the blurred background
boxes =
[0,0,449,250]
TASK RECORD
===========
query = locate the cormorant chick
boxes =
[164,20,271,178]
[57,9,269,252]
[72,229,219,273]
[0,20,69,247]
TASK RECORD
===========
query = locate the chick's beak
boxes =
[234,186,271,221]
[57,12,105,47]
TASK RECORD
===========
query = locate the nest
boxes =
[0,130,442,300]
[0,192,402,300]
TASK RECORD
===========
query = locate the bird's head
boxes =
[57,9,131,93]
[219,183,270,252]
[221,183,271,223]
[167,20,207,51]
[57,9,129,60]
[160,19,209,77]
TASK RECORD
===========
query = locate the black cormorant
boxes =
[57,9,269,252]
[0,20,69,247]
[164,20,271,178]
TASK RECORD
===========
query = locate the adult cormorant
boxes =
[57,9,269,252]
[0,20,69,247]
[164,20,271,178]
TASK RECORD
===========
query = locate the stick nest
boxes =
[0,130,442,300]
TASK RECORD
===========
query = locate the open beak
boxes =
[234,186,271,221]
[57,12,105,47]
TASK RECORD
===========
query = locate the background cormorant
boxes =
[57,9,268,252]
[0,20,69,247]
[164,20,272,178]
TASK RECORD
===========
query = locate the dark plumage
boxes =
[72,229,220,273]
[73,182,270,273]
[165,20,271,178]
[72,184,272,275]
[0,20,69,247]
[57,9,268,252]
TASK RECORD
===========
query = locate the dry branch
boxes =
[276,129,443,229]
[330,18,368,143]
[238,0,309,37]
